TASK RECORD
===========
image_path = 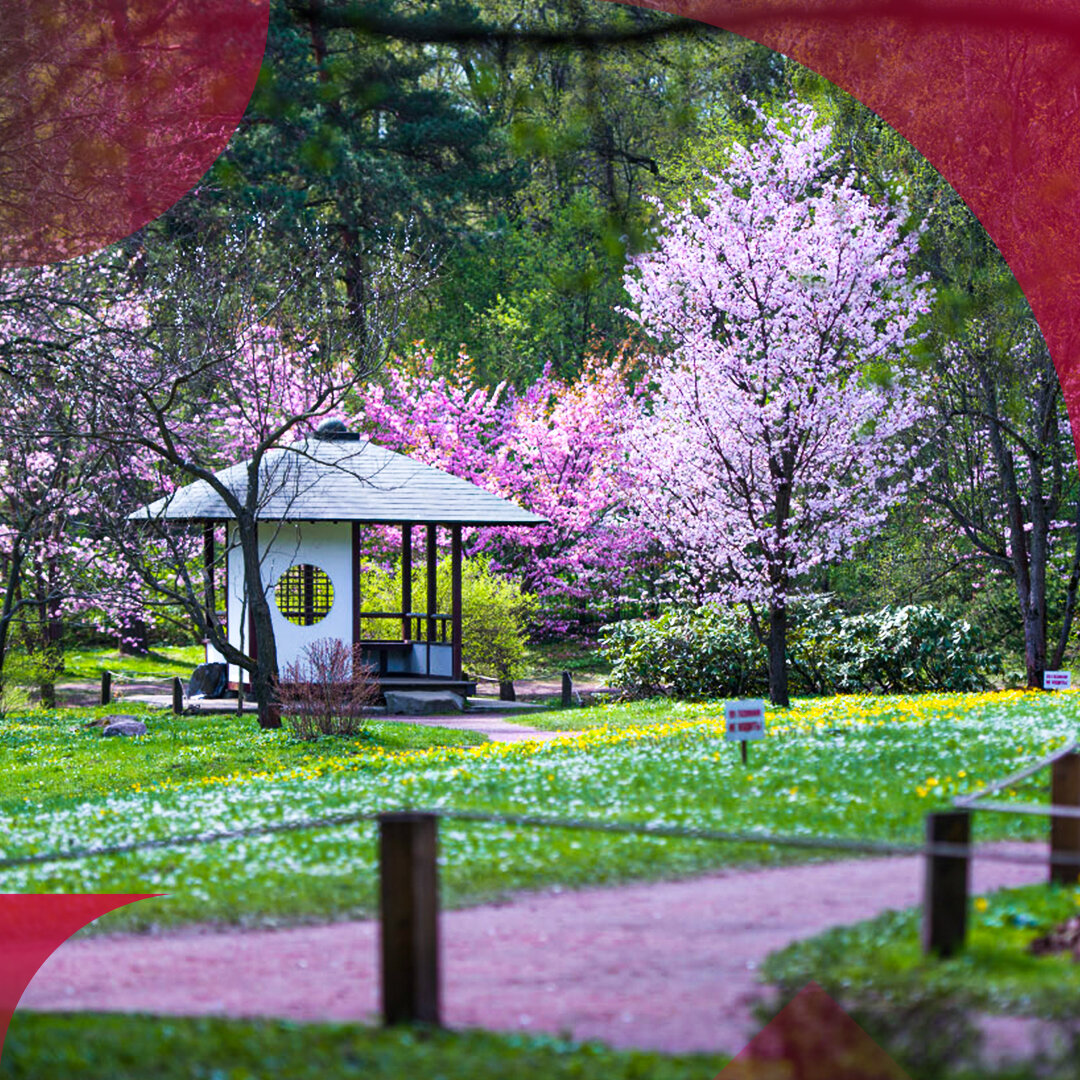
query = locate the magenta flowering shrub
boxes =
[358,343,658,636]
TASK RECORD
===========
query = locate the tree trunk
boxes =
[767,603,790,708]
[1022,596,1047,690]
[119,617,149,656]
[0,544,24,701]
[238,513,281,729]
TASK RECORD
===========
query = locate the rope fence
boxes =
[3,748,1080,1026]
[6,803,1080,874]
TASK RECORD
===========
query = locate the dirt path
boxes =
[21,845,1047,1056]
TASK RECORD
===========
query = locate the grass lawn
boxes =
[762,880,1080,1021]
[2,688,1079,934]
[60,645,205,681]
[1,1014,724,1080]
[0,709,482,808]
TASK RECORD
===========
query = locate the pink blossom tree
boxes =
[622,103,933,706]
[358,343,656,635]
[476,346,657,636]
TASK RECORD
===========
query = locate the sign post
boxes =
[1044,671,1072,691]
[725,699,766,765]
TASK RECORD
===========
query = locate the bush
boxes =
[794,602,1002,694]
[441,558,537,682]
[602,602,1001,699]
[276,638,379,740]
[361,555,536,682]
[600,605,768,699]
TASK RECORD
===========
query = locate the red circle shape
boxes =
[0,0,270,266]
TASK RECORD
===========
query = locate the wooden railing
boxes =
[357,611,451,644]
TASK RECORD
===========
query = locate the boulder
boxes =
[383,690,465,716]
[102,718,148,737]
[187,662,227,700]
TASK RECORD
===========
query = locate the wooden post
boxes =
[451,526,462,681]
[921,810,971,957]
[401,524,413,642]
[379,812,440,1026]
[172,677,184,715]
[740,741,748,766]
[561,670,572,708]
[351,522,361,649]
[1050,751,1080,885]
[100,670,111,706]
[426,525,437,644]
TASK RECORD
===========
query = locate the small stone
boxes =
[102,719,148,737]
[383,690,464,715]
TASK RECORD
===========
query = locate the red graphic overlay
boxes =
[622,0,1080,459]
[0,0,269,266]
[0,894,156,1061]
[719,981,911,1078]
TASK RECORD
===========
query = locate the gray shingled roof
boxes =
[131,435,547,526]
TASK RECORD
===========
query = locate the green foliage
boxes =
[602,603,1001,699]
[792,602,1003,694]
[361,556,535,681]
[3,1013,724,1080]
[600,606,767,699]
[761,881,1080,1077]
[450,558,537,681]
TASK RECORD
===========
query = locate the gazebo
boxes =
[135,423,546,697]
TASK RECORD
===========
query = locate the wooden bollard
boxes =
[1050,751,1080,885]
[921,810,971,958]
[379,812,440,1026]
[561,670,573,708]
[172,677,184,715]
[100,670,112,706]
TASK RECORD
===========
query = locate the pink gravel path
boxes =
[20,845,1048,1055]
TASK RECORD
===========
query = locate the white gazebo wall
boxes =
[213,521,354,686]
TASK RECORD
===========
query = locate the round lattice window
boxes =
[274,564,334,626]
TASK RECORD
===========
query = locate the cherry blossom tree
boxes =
[0,264,150,702]
[55,221,429,728]
[622,103,933,706]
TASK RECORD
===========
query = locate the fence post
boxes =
[1050,751,1080,885]
[561,671,573,708]
[172,677,184,715]
[100,671,112,706]
[379,811,440,1026]
[921,810,971,958]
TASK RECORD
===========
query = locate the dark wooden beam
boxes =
[379,812,440,1026]
[401,524,413,642]
[352,522,361,648]
[451,526,462,680]
[426,524,437,643]
[1051,752,1080,885]
[921,810,970,957]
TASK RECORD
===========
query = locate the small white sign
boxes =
[725,699,766,741]
[1044,670,1072,690]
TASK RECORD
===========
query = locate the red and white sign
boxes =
[1044,670,1072,690]
[725,699,766,741]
